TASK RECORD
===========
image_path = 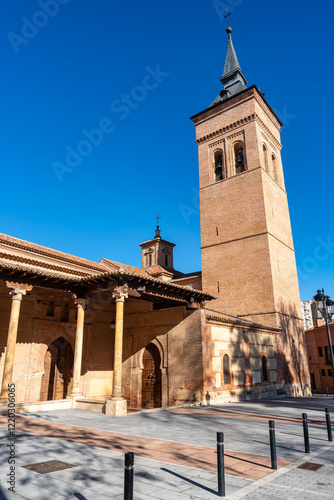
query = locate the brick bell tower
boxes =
[190,24,310,392]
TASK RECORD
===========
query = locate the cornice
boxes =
[0,235,102,273]
[205,313,280,332]
[255,114,282,150]
[196,114,255,145]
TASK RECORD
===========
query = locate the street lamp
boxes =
[313,289,334,388]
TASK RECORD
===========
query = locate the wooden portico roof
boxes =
[0,233,215,304]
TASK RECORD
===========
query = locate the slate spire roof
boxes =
[210,26,248,107]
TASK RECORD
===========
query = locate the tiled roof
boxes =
[0,232,215,300]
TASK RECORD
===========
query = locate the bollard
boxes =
[269,420,277,470]
[302,413,310,453]
[124,452,134,500]
[325,408,333,442]
[326,388,329,396]
[217,432,225,497]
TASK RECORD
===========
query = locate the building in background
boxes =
[305,322,334,393]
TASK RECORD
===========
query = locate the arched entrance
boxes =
[142,343,162,408]
[40,337,73,401]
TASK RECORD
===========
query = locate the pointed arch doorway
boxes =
[142,343,162,408]
[40,337,74,401]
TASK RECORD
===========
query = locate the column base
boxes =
[105,398,127,416]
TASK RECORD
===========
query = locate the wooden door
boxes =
[40,338,73,401]
[142,344,162,408]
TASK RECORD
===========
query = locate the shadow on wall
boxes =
[278,300,310,396]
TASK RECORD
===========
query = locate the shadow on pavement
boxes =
[161,468,218,496]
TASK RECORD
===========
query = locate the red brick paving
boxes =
[0,414,290,480]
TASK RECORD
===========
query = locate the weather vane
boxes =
[155,214,162,226]
[224,8,231,28]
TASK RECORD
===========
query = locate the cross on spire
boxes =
[155,214,162,226]
[224,8,231,28]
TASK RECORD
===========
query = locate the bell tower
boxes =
[191,23,310,391]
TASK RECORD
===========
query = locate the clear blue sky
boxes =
[0,0,333,301]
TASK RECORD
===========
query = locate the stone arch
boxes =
[40,337,74,401]
[137,338,168,408]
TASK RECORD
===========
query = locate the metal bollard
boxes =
[124,452,134,500]
[325,408,333,442]
[217,432,225,497]
[269,420,277,470]
[302,413,310,453]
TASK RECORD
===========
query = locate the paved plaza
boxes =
[0,397,333,499]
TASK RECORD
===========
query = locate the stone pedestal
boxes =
[105,398,127,417]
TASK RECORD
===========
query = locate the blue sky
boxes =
[0,0,333,301]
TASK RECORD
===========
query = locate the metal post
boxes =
[302,413,310,453]
[124,452,134,500]
[325,408,333,442]
[324,315,334,388]
[269,420,277,470]
[217,432,225,497]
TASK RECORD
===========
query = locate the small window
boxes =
[234,143,245,174]
[223,354,230,384]
[214,150,223,182]
[263,144,269,172]
[321,369,326,376]
[47,296,55,317]
[262,355,268,381]
[309,355,312,361]
[328,370,333,377]
[165,254,168,266]
[272,153,278,182]
[324,346,330,365]
[148,254,152,267]
[60,299,70,323]
[318,346,323,357]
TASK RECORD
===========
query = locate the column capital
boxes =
[112,284,129,303]
[74,298,89,309]
[6,282,33,300]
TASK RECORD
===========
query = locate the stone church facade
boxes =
[0,25,310,416]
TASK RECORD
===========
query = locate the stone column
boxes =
[69,298,89,397]
[105,285,128,416]
[0,283,32,401]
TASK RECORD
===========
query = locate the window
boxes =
[46,296,55,317]
[262,355,268,381]
[234,143,245,174]
[60,299,70,323]
[223,354,230,384]
[309,355,312,360]
[165,254,168,266]
[148,254,152,267]
[272,153,278,182]
[318,346,323,357]
[324,346,331,365]
[214,150,223,182]
[263,144,269,172]
[328,370,333,377]
[321,369,326,376]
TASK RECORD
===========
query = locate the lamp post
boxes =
[314,289,334,389]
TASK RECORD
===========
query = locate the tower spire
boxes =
[209,21,248,107]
